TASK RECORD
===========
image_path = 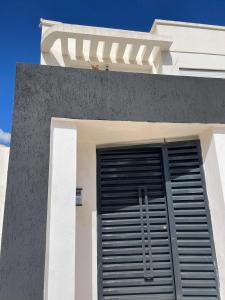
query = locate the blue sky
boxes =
[1,0,225,145]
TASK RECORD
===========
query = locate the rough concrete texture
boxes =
[1,63,225,300]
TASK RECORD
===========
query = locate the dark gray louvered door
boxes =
[162,140,219,300]
[97,141,220,300]
[97,146,176,300]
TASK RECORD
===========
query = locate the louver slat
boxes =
[97,147,176,300]
[163,141,220,300]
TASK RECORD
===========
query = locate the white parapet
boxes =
[0,145,9,251]
[40,19,172,73]
[151,19,225,77]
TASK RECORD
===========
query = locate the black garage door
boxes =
[97,140,220,300]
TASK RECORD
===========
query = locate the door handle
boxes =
[138,187,154,280]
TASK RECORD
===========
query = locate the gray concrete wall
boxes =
[1,63,225,300]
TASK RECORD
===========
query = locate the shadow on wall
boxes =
[75,141,97,300]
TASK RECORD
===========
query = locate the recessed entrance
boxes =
[97,140,219,300]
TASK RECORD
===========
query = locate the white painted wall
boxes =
[200,129,225,300]
[160,51,225,77]
[151,20,225,55]
[44,119,77,300]
[75,141,97,300]
[151,20,225,77]
[0,145,9,251]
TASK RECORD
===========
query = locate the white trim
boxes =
[44,118,77,300]
[92,211,98,300]
[150,19,225,34]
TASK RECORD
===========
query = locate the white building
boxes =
[0,145,9,250]
[1,18,225,300]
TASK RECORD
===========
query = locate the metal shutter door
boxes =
[97,147,176,300]
[163,140,220,300]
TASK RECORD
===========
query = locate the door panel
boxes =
[97,146,176,300]
[163,141,220,300]
[97,141,220,300]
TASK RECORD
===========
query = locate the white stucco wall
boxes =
[161,51,225,77]
[0,145,9,251]
[44,120,77,300]
[151,20,225,77]
[200,129,225,300]
[151,20,225,55]
[76,141,97,300]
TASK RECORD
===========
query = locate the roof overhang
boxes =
[40,19,173,72]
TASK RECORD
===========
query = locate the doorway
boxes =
[97,140,219,300]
